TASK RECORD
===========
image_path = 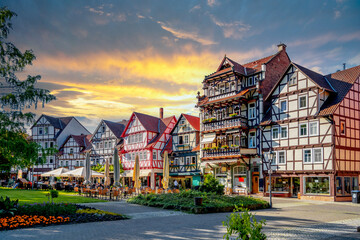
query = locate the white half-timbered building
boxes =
[58,134,91,170]
[121,108,177,189]
[169,114,201,188]
[261,62,360,201]
[30,114,90,179]
[197,44,290,194]
[90,120,127,165]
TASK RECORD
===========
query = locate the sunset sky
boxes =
[3,0,360,132]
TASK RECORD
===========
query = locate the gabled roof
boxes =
[103,120,126,139]
[192,144,200,152]
[31,114,74,130]
[146,116,176,148]
[60,134,92,153]
[161,137,173,155]
[134,112,162,133]
[318,65,360,116]
[182,114,200,131]
[293,63,335,92]
[243,53,277,74]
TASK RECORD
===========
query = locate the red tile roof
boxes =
[161,137,173,155]
[192,144,200,152]
[243,54,276,74]
[182,114,200,131]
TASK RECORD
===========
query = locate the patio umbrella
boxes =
[133,155,141,192]
[41,167,70,177]
[113,148,120,186]
[61,167,104,178]
[83,152,91,185]
[104,159,110,186]
[161,151,169,190]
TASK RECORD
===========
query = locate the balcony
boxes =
[202,115,247,132]
[202,147,256,158]
[208,90,237,102]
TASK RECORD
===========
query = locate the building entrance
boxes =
[292,177,300,197]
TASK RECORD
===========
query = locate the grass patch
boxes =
[127,190,269,214]
[0,188,106,205]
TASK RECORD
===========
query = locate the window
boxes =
[309,122,318,136]
[234,136,240,146]
[191,156,196,164]
[184,135,189,144]
[39,128,43,135]
[278,151,286,164]
[153,150,157,160]
[45,142,48,148]
[313,148,323,163]
[303,149,312,163]
[299,95,307,109]
[340,121,345,135]
[70,148,74,154]
[185,157,190,165]
[344,177,351,195]
[281,126,288,139]
[96,143,99,148]
[66,161,69,166]
[299,123,308,137]
[248,103,256,119]
[271,151,277,165]
[179,136,184,145]
[249,132,256,148]
[44,127,49,134]
[49,158,53,164]
[105,142,108,148]
[76,161,79,166]
[280,100,287,112]
[50,142,54,148]
[220,84,225,94]
[305,177,330,195]
[272,127,279,140]
[288,73,297,85]
[102,126,106,132]
[248,77,254,86]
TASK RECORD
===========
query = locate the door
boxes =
[292,177,300,197]
[252,172,259,193]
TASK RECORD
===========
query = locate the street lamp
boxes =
[265,150,274,208]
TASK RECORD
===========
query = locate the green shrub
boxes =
[199,174,225,195]
[0,196,18,217]
[17,202,77,217]
[222,206,266,240]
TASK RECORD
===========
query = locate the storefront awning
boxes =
[201,159,239,167]
[201,133,216,144]
[122,169,158,178]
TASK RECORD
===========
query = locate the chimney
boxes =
[343,63,346,70]
[277,43,287,52]
[160,107,163,119]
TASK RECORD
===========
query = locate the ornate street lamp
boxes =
[265,150,274,208]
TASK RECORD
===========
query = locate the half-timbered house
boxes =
[261,62,360,201]
[58,134,92,169]
[121,108,177,189]
[30,114,90,179]
[197,44,290,194]
[169,114,201,188]
[90,120,127,165]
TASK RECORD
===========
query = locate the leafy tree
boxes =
[0,7,56,174]
[199,174,225,195]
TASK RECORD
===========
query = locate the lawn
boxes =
[0,188,106,205]
[128,190,269,214]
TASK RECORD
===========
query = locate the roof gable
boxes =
[104,120,126,138]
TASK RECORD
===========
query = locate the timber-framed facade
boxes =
[197,44,290,194]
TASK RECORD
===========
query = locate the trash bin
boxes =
[352,190,360,203]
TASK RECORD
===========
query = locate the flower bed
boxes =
[0,201,128,231]
[127,190,269,214]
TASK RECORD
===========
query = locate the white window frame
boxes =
[277,151,286,165]
[280,99,287,112]
[249,131,256,148]
[184,135,189,144]
[271,151,277,165]
[272,126,279,140]
[153,150,157,160]
[280,126,288,139]
[299,123,308,137]
[299,95,307,109]
[303,149,312,164]
[288,73,297,86]
[309,121,319,136]
[248,102,256,119]
[313,148,323,163]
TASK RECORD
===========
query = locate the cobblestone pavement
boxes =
[1,198,360,239]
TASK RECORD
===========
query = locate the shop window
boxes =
[270,177,290,192]
[336,176,343,196]
[304,177,330,195]
[353,177,359,191]
[233,166,247,188]
[344,177,351,195]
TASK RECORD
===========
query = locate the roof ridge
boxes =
[242,53,276,66]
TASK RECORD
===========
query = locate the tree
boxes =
[0,7,56,175]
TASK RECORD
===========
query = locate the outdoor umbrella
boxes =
[133,155,141,192]
[61,167,104,178]
[104,159,110,186]
[161,151,169,190]
[113,148,120,186]
[41,167,70,177]
[83,152,91,185]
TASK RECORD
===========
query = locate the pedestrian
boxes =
[174,179,178,189]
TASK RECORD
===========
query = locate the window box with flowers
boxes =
[221,145,229,149]
[229,113,238,118]
[211,146,219,150]
[230,144,239,148]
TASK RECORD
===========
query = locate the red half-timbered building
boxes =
[261,63,360,201]
[120,108,177,189]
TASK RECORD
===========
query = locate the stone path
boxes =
[0,197,360,239]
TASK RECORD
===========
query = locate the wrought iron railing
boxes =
[202,116,247,131]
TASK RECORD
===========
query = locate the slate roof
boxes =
[60,134,92,153]
[104,120,126,139]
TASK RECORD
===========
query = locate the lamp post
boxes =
[265,150,274,208]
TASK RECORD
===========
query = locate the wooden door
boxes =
[252,172,259,193]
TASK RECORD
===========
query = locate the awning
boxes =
[201,133,216,144]
[122,170,133,178]
[200,159,239,167]
[122,169,153,177]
